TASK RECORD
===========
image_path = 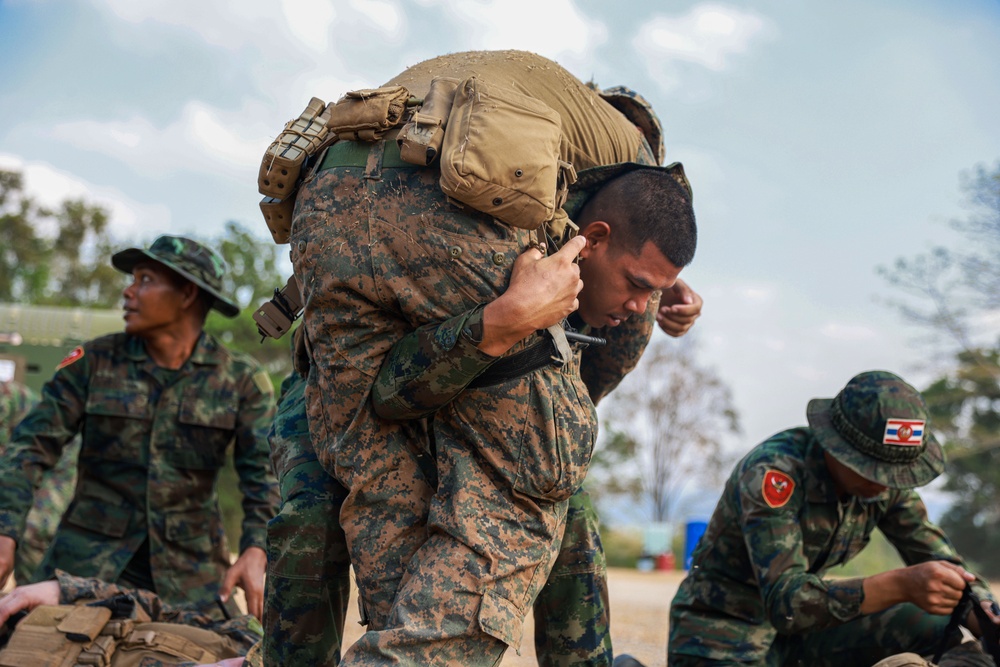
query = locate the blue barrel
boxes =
[684,520,708,569]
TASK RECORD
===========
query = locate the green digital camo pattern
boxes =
[0,332,278,609]
[668,429,995,666]
[291,50,655,665]
[16,438,79,583]
[258,369,351,667]
[54,568,263,653]
[0,381,76,583]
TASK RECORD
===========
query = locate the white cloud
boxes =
[634,3,774,91]
[48,100,269,180]
[412,0,607,66]
[97,0,400,56]
[282,0,338,52]
[0,153,171,238]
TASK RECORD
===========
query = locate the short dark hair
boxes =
[578,169,697,267]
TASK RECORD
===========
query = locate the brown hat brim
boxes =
[806,397,944,489]
[112,247,240,318]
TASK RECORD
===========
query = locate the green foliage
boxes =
[601,526,645,568]
[924,348,1000,577]
[0,168,292,380]
[881,160,1000,578]
[0,170,130,307]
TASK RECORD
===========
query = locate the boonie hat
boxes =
[111,235,240,318]
[806,370,944,489]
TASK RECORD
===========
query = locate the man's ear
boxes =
[577,220,611,259]
[179,281,200,310]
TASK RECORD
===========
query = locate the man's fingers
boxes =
[553,235,587,260]
[219,571,237,603]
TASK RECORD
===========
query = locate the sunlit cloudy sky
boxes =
[2,0,999,520]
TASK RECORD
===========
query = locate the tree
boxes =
[922,348,1000,577]
[880,161,1000,576]
[202,221,291,379]
[589,336,741,523]
[0,168,293,378]
[878,161,1000,357]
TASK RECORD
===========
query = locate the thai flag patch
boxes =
[884,419,924,445]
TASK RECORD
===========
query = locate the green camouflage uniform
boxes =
[258,366,351,667]
[668,429,994,666]
[291,50,648,665]
[1,379,80,584]
[0,331,277,610]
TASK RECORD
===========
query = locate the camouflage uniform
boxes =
[0,236,277,611]
[0,331,277,610]
[373,163,671,667]
[292,50,648,665]
[668,371,997,667]
[258,366,351,667]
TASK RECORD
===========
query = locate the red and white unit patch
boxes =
[56,346,85,370]
[883,418,924,446]
[762,470,795,508]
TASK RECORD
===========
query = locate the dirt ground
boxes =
[341,566,684,667]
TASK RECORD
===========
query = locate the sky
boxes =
[2,0,999,522]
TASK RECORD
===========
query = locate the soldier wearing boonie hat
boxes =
[806,369,945,489]
[668,370,1000,667]
[0,234,277,620]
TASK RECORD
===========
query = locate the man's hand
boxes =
[0,579,59,627]
[480,237,586,357]
[864,561,975,616]
[0,536,15,591]
[656,278,702,337]
[219,546,266,620]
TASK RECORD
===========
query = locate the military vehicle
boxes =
[0,303,122,393]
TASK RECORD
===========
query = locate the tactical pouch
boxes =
[326,85,411,142]
[0,604,111,667]
[397,77,460,166]
[258,97,333,243]
[253,274,303,341]
[439,77,570,231]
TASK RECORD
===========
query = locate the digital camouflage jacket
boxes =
[0,332,277,608]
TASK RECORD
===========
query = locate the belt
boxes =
[468,336,562,389]
[319,133,412,171]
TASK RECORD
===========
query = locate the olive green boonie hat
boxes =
[111,235,240,318]
[807,370,944,489]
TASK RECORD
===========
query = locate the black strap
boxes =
[468,338,560,389]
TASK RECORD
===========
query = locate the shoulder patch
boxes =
[252,369,274,396]
[56,346,85,370]
[762,469,795,508]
